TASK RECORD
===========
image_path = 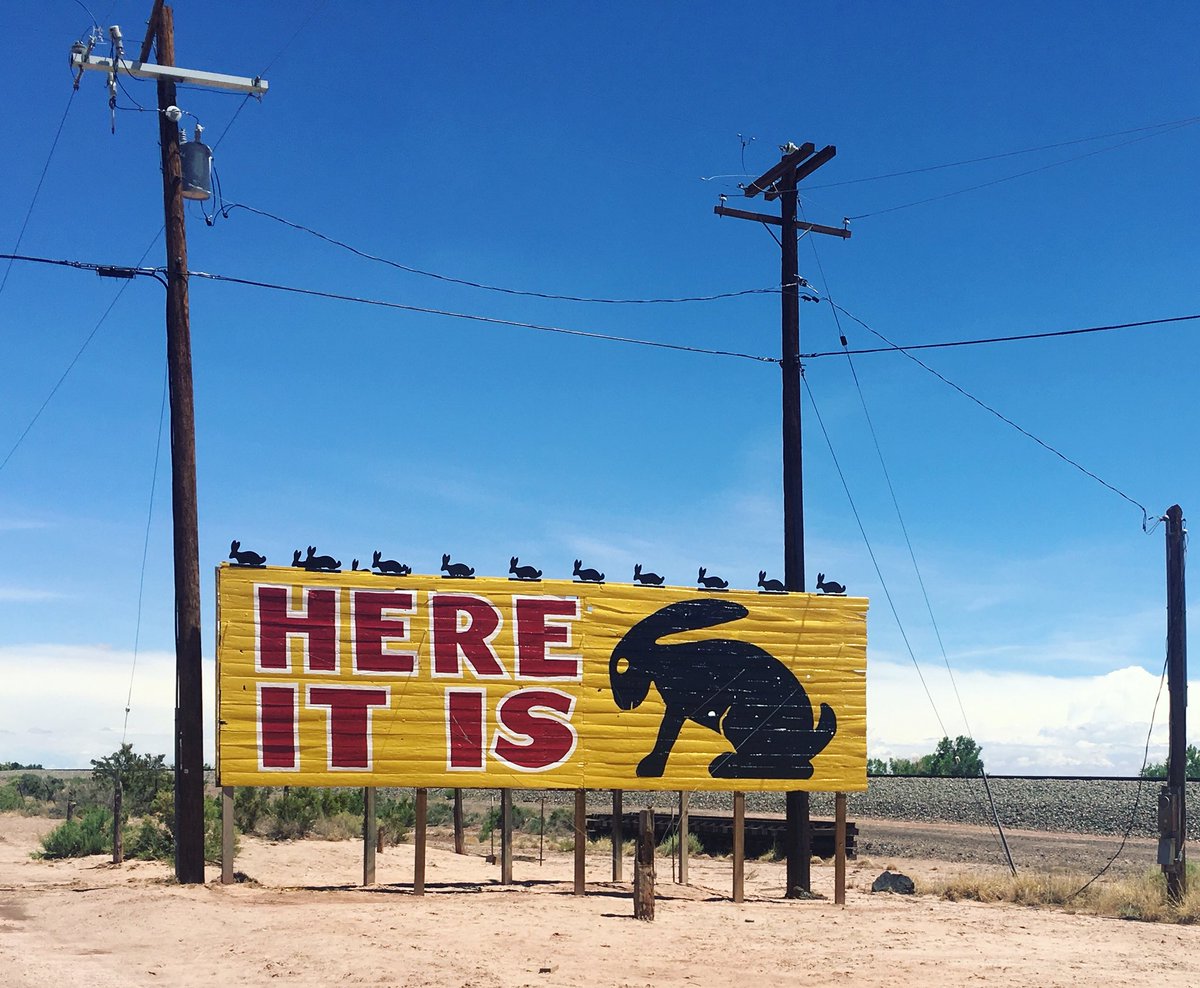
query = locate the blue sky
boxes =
[2,1,1198,773]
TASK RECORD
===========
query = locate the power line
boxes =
[801,372,949,739]
[0,240,162,477]
[807,114,1200,189]
[187,267,779,362]
[847,119,1200,220]
[217,202,786,305]
[803,312,1200,358]
[0,89,77,302]
[828,303,1153,527]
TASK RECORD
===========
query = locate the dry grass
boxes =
[922,865,1200,923]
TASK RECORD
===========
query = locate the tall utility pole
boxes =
[1161,504,1188,901]
[155,2,204,887]
[73,2,268,884]
[715,143,849,896]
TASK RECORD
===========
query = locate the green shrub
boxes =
[0,784,23,811]
[234,787,271,834]
[425,799,453,827]
[657,831,704,857]
[265,790,319,840]
[39,808,111,858]
[125,817,173,861]
[312,810,362,840]
[379,796,415,844]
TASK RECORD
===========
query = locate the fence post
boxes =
[634,808,655,920]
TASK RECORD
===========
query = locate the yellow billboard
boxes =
[216,564,867,791]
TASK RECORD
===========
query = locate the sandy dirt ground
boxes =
[2,812,1198,987]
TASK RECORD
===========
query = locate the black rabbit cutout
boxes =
[816,572,846,595]
[372,551,411,576]
[757,570,786,593]
[572,559,604,583]
[509,556,542,581]
[295,546,340,572]
[609,598,836,779]
[633,563,664,586]
[441,553,475,579]
[697,566,728,590]
[229,540,266,567]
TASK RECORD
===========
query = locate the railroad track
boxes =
[585,810,857,859]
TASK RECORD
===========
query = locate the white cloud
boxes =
[867,659,1191,775]
[1,643,214,768]
[0,586,66,602]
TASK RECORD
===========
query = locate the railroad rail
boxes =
[585,810,857,859]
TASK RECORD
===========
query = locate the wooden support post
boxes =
[634,808,655,921]
[732,791,745,903]
[221,786,234,885]
[834,792,847,905]
[453,788,465,855]
[112,779,124,865]
[574,789,587,895]
[500,789,513,885]
[612,789,623,882]
[414,787,428,896]
[362,786,376,886]
[677,790,690,885]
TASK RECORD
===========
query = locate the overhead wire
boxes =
[800,371,950,739]
[827,302,1153,528]
[186,268,779,362]
[1066,653,1169,900]
[0,241,163,477]
[802,212,1014,870]
[0,89,78,302]
[802,312,1200,358]
[216,202,787,305]
[122,364,168,744]
[847,119,1200,220]
[808,114,1200,189]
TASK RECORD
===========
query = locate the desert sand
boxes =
[2,811,1198,987]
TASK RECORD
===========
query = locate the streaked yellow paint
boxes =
[216,563,867,790]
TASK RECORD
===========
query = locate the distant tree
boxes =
[91,744,170,864]
[1141,744,1200,780]
[867,736,984,777]
[0,761,43,771]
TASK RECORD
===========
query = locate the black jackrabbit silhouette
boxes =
[816,573,846,595]
[509,556,542,581]
[633,563,665,586]
[697,567,728,590]
[229,540,266,567]
[609,598,836,779]
[572,559,604,583]
[372,550,411,576]
[441,553,475,579]
[757,570,786,593]
[294,546,340,572]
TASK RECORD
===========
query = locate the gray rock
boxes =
[871,870,915,894]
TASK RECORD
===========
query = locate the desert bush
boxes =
[124,816,173,861]
[926,863,1200,923]
[234,787,271,834]
[0,783,23,811]
[657,831,704,857]
[38,807,111,858]
[265,790,319,840]
[379,795,415,844]
[425,798,453,827]
[312,811,362,841]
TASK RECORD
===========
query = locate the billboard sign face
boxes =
[216,565,868,791]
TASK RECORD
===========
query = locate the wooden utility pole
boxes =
[1162,504,1188,901]
[154,4,205,885]
[714,142,849,897]
[60,1,270,884]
